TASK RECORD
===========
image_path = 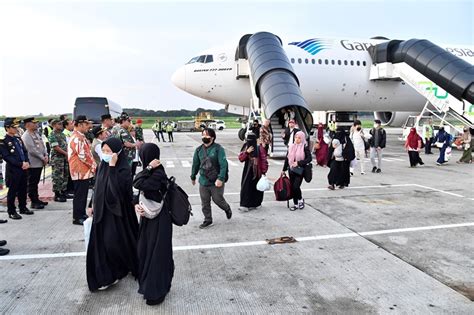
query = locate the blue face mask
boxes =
[101,153,113,163]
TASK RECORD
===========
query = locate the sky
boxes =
[0,0,472,116]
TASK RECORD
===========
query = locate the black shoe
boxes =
[63,193,74,199]
[0,240,6,246]
[8,213,22,220]
[146,295,166,305]
[54,195,67,202]
[31,203,45,209]
[376,168,382,173]
[0,219,7,224]
[0,248,9,256]
[20,208,34,215]
[372,166,377,173]
[38,200,49,206]
[72,218,85,226]
[199,221,213,229]
[225,209,232,220]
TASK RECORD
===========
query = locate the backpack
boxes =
[199,144,229,183]
[274,174,293,201]
[164,176,193,226]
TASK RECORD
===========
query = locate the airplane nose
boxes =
[171,66,186,91]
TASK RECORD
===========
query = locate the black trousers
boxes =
[73,179,90,220]
[289,171,304,204]
[154,131,165,141]
[27,167,43,203]
[167,131,174,142]
[7,170,27,213]
[425,137,433,154]
[408,151,423,167]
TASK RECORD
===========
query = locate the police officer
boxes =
[101,114,114,137]
[21,117,49,209]
[48,119,68,202]
[0,118,34,219]
[114,112,137,166]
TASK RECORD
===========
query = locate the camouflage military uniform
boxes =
[114,126,135,166]
[49,130,69,194]
[110,125,121,138]
[135,126,144,142]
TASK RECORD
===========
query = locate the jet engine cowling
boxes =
[373,111,419,127]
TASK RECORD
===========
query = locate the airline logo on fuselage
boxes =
[288,39,331,55]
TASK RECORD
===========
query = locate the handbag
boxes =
[290,166,304,175]
[83,217,93,251]
[435,141,444,148]
[303,163,313,183]
[139,193,164,219]
[256,175,272,192]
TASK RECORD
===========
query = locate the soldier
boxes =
[114,112,137,166]
[135,118,145,143]
[22,117,49,209]
[49,119,68,202]
[101,114,114,137]
[0,118,34,220]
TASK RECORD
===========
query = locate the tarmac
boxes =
[0,128,473,314]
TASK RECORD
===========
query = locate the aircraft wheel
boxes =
[238,128,246,141]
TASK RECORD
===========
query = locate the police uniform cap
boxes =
[51,119,62,125]
[75,115,92,124]
[374,119,382,124]
[92,126,107,137]
[23,117,39,124]
[4,117,20,128]
[101,114,112,121]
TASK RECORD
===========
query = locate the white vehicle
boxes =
[214,120,226,130]
[172,32,473,155]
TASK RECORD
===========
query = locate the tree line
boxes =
[123,108,240,117]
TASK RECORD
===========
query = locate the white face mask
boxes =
[101,153,113,163]
[374,123,379,128]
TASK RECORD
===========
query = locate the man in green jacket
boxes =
[191,128,232,229]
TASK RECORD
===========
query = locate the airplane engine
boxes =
[373,111,419,127]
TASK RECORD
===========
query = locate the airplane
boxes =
[171,32,473,155]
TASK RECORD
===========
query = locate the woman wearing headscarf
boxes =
[404,128,424,167]
[433,127,452,165]
[238,132,268,211]
[133,143,174,306]
[327,128,354,189]
[457,127,473,164]
[86,137,138,292]
[282,131,311,210]
[313,123,329,167]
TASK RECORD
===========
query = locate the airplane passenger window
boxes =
[356,61,360,66]
[311,59,315,64]
[197,55,206,63]
[305,59,308,64]
[324,59,328,65]
[344,60,348,66]
[291,58,295,63]
[205,55,214,63]
[331,60,335,65]
[318,59,322,64]
[363,61,367,66]
[338,60,342,65]
[350,60,354,66]
[298,58,302,63]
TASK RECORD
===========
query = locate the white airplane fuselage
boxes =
[172,37,473,119]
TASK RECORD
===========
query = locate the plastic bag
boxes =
[83,217,93,251]
[444,147,452,161]
[256,175,272,192]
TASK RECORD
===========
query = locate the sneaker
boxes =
[72,218,85,226]
[238,207,250,212]
[289,205,298,211]
[0,248,9,256]
[372,166,377,173]
[376,168,381,173]
[436,162,441,166]
[98,279,119,291]
[225,209,232,220]
[338,185,345,189]
[199,221,213,229]
[361,171,365,175]
[350,172,354,176]
[298,199,305,209]
[328,185,335,190]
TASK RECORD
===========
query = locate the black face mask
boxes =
[202,137,211,144]
[356,127,362,131]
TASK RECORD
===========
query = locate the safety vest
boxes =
[44,125,53,143]
[328,121,336,132]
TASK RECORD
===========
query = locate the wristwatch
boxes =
[146,165,153,171]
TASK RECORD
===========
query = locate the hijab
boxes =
[406,127,420,148]
[245,132,258,157]
[288,131,306,164]
[93,137,131,223]
[317,124,324,141]
[133,143,167,203]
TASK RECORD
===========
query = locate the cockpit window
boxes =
[186,55,214,64]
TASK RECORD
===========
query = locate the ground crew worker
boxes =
[114,112,137,166]
[328,118,337,138]
[43,118,53,157]
[49,119,68,202]
[151,119,166,142]
[166,122,174,142]
[0,118,33,219]
[423,119,434,155]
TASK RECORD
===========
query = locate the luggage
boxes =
[164,176,193,226]
[274,174,293,201]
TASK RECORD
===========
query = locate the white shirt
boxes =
[351,129,366,151]
[94,139,103,160]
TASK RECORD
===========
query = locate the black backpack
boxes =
[164,176,193,226]
[199,144,229,183]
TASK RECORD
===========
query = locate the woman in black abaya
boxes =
[133,143,174,306]
[86,137,138,292]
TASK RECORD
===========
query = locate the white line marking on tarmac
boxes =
[166,161,175,168]
[2,222,473,261]
[412,184,465,198]
[181,160,191,168]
